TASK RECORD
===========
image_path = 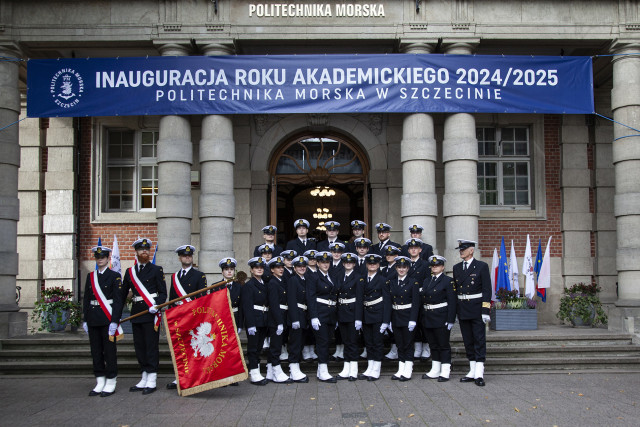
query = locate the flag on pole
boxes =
[509,240,520,296]
[490,248,499,301]
[534,238,546,301]
[522,235,536,299]
[163,288,248,396]
[111,235,121,275]
[151,244,158,264]
[95,237,102,270]
[537,236,552,298]
[496,237,511,292]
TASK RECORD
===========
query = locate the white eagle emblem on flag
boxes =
[190,322,215,358]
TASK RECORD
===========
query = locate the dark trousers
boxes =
[459,318,486,362]
[304,327,316,346]
[333,326,342,345]
[393,326,415,362]
[423,326,452,364]
[88,324,117,378]
[288,327,305,363]
[246,326,268,370]
[362,322,383,361]
[338,322,358,362]
[131,322,159,373]
[268,326,285,367]
[313,323,332,364]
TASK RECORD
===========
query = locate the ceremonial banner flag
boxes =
[496,237,511,292]
[151,244,158,265]
[538,237,552,292]
[535,238,546,302]
[490,248,499,301]
[95,237,102,271]
[522,235,536,299]
[509,240,520,296]
[111,235,121,274]
[164,288,248,396]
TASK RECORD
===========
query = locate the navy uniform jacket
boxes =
[307,271,338,325]
[401,242,434,261]
[287,274,308,328]
[420,274,457,328]
[283,267,294,282]
[83,269,124,326]
[369,240,402,257]
[168,267,207,304]
[355,273,391,325]
[355,259,368,277]
[253,244,283,257]
[317,239,348,252]
[452,259,492,320]
[223,280,243,330]
[267,276,288,328]
[379,264,397,278]
[386,277,420,327]
[121,263,167,324]
[329,261,345,283]
[407,258,429,285]
[241,277,269,328]
[336,271,360,323]
[285,237,317,254]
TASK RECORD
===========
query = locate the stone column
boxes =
[0,44,26,337]
[199,44,236,281]
[156,44,193,272]
[443,43,480,267]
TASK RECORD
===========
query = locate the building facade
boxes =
[1,0,639,336]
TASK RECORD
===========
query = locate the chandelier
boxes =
[313,208,333,220]
[310,186,336,197]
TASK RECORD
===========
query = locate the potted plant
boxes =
[490,288,538,331]
[557,282,607,327]
[31,286,82,332]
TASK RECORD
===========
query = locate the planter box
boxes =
[490,310,538,331]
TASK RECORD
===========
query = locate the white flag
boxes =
[509,240,520,296]
[111,234,121,275]
[490,248,499,301]
[522,235,536,298]
[538,236,552,289]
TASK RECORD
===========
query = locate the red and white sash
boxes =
[128,266,161,330]
[172,272,192,304]
[90,270,124,340]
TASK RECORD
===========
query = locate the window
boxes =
[477,127,531,208]
[105,129,158,212]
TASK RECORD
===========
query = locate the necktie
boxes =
[303,239,306,246]
[367,276,371,283]
[325,274,333,284]
[138,264,144,274]
[463,261,468,271]
[359,259,363,266]
[181,269,186,279]
[399,279,403,287]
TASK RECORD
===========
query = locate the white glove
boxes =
[388,322,393,333]
[247,327,257,336]
[82,322,88,333]
[292,321,300,330]
[311,318,321,331]
[482,314,491,324]
[108,322,118,336]
[148,305,158,314]
[237,328,243,335]
[379,323,388,334]
[446,322,454,331]
[276,324,283,335]
[335,322,339,330]
[355,320,362,331]
[408,321,416,332]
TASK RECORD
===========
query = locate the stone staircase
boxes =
[1,326,639,376]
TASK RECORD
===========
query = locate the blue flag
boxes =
[151,244,158,265]
[496,237,511,292]
[535,238,546,302]
[95,237,102,271]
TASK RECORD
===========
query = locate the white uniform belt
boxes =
[232,307,239,313]
[132,293,157,302]
[339,298,356,304]
[253,305,269,312]
[90,299,112,306]
[364,297,383,307]
[297,303,307,311]
[457,293,482,300]
[279,304,288,310]
[392,303,412,310]
[317,298,337,306]
[424,302,448,310]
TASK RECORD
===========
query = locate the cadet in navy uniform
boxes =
[421,255,457,382]
[302,249,319,361]
[345,220,366,253]
[370,223,401,265]
[380,245,401,277]
[336,252,361,380]
[265,256,293,384]
[219,256,243,387]
[286,219,317,254]
[83,245,123,397]
[317,220,345,252]
[258,244,275,284]
[328,242,346,361]
[280,249,297,282]
[404,238,430,360]
[354,237,371,277]
[308,251,339,383]
[242,257,270,385]
[401,224,434,261]
[453,239,492,386]
[287,256,311,383]
[121,238,167,395]
[355,254,391,381]
[253,225,283,257]
[387,256,420,381]
[167,244,207,390]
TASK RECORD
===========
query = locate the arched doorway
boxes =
[269,133,370,244]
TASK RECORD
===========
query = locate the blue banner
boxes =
[27,54,594,117]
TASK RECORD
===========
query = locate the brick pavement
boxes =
[1,371,639,426]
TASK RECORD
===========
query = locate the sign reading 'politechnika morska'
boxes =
[27,54,594,118]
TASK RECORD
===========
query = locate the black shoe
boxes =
[129,386,145,392]
[460,376,475,383]
[100,391,115,397]
[357,374,370,380]
[422,374,436,379]
[391,374,401,380]
[318,376,337,383]
[251,379,268,386]
[273,378,293,384]
[348,376,357,382]
[335,357,344,362]
[166,382,177,390]
[142,387,157,395]
[336,375,349,380]
[475,378,485,387]
[367,376,379,382]
[88,390,100,397]
[399,376,411,382]
[293,376,309,383]
[437,376,449,383]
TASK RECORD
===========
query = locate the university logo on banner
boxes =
[163,288,247,396]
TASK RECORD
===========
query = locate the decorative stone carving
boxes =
[254,114,285,136]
